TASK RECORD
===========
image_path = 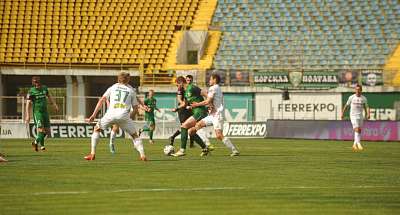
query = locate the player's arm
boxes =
[47,92,59,112]
[25,99,32,123]
[341,96,352,120]
[87,96,107,122]
[364,101,370,120]
[191,89,212,108]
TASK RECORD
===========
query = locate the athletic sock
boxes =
[197,129,210,145]
[180,128,188,150]
[170,130,181,145]
[149,130,154,140]
[133,138,145,157]
[109,130,116,146]
[223,137,238,152]
[91,131,100,154]
[191,133,207,149]
[355,132,361,144]
[36,132,46,147]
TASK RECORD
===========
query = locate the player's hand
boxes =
[191,102,198,108]
[86,115,95,123]
[186,106,192,110]
[172,108,177,112]
[340,113,344,120]
[53,104,59,112]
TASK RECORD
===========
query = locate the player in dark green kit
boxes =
[25,76,59,151]
[142,90,159,144]
[172,76,209,157]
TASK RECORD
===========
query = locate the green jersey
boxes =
[185,84,207,121]
[144,97,157,122]
[27,85,49,113]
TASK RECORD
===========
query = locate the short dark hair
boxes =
[355,84,362,90]
[186,75,193,80]
[210,73,221,84]
[176,76,186,84]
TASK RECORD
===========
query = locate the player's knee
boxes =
[131,133,138,139]
[37,127,45,133]
[94,126,102,132]
[188,127,196,136]
[216,132,223,141]
[354,127,361,133]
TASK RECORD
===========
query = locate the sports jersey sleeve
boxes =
[207,86,215,99]
[345,95,353,106]
[43,86,49,96]
[102,86,113,99]
[131,89,138,106]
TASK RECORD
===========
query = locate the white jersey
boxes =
[103,83,138,116]
[208,84,224,116]
[346,94,368,118]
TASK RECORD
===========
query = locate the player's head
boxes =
[355,84,362,96]
[209,73,221,86]
[31,76,41,88]
[148,89,154,98]
[176,76,186,87]
[186,75,193,84]
[117,72,130,84]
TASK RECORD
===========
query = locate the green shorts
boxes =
[192,107,207,121]
[33,112,50,128]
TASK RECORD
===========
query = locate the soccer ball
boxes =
[163,145,175,156]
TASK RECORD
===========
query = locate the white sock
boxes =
[222,137,238,152]
[197,129,210,146]
[132,138,145,157]
[91,131,100,154]
[355,132,361,144]
[109,130,116,145]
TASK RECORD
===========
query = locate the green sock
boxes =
[36,132,46,147]
[180,128,188,150]
[142,126,150,132]
[191,134,206,149]
[149,130,153,140]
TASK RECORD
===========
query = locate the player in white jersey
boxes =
[84,72,147,161]
[190,74,240,156]
[341,84,370,151]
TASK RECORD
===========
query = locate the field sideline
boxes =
[0,138,399,214]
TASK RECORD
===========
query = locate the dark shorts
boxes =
[178,109,192,123]
[192,108,207,122]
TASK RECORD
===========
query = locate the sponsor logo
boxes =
[223,122,267,137]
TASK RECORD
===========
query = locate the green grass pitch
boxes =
[1,138,399,214]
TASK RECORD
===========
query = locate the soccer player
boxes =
[141,90,159,144]
[171,76,210,157]
[190,74,240,156]
[169,76,211,147]
[84,72,146,161]
[341,84,370,151]
[25,76,59,151]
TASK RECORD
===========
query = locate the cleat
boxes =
[140,156,147,161]
[171,150,186,157]
[0,156,7,162]
[149,140,155,144]
[109,144,116,154]
[31,141,38,152]
[40,147,46,151]
[200,148,210,157]
[357,144,364,151]
[84,154,95,160]
[352,145,358,152]
[230,151,240,157]
[207,144,215,151]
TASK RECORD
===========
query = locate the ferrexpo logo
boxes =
[223,122,267,137]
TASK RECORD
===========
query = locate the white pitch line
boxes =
[1,186,399,197]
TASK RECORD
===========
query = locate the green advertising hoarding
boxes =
[254,71,338,89]
[342,92,400,120]
[152,93,254,122]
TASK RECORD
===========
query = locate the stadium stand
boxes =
[0,0,200,70]
[212,0,400,70]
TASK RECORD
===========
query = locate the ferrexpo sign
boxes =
[223,122,267,137]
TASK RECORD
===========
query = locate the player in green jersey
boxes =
[25,76,59,151]
[141,90,159,144]
[172,76,209,157]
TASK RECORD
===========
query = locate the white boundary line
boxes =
[1,186,399,197]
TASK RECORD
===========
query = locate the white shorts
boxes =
[350,117,364,129]
[97,113,137,135]
[201,114,223,130]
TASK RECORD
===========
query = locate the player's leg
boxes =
[39,114,51,151]
[172,117,197,156]
[84,116,112,160]
[32,112,46,151]
[0,152,7,162]
[350,117,362,151]
[214,116,239,156]
[109,124,119,154]
[197,128,211,147]
[119,118,146,161]
[187,119,210,156]
[148,121,155,144]
[169,129,181,145]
